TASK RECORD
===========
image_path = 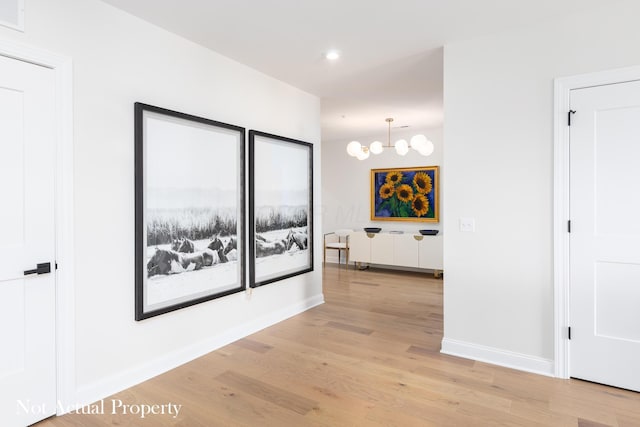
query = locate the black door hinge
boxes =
[568,110,576,126]
[568,327,572,340]
[568,220,571,233]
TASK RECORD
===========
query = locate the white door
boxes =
[570,79,640,391]
[0,55,57,425]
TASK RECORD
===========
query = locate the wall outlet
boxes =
[459,217,475,232]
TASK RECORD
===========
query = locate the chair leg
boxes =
[345,249,349,269]
[323,244,326,267]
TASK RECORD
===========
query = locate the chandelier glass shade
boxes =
[346,118,433,160]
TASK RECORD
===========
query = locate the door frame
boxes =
[553,64,640,379]
[0,38,75,411]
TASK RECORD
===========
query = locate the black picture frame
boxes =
[135,103,245,320]
[248,130,314,288]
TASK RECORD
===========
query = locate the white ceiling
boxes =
[102,0,615,142]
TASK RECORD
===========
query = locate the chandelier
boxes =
[346,118,434,160]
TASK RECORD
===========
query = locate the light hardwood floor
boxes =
[36,265,640,426]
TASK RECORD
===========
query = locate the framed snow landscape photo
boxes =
[248,130,313,288]
[135,103,245,320]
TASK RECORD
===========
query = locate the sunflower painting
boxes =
[371,166,439,222]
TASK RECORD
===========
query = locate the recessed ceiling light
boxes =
[325,50,340,61]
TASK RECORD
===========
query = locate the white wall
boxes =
[443,2,640,372]
[322,127,442,262]
[0,0,321,406]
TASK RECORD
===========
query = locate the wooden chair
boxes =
[323,229,353,268]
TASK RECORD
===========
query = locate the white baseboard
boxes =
[440,337,554,377]
[70,294,324,410]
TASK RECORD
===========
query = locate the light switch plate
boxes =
[459,217,475,232]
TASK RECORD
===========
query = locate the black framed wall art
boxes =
[248,130,313,288]
[135,103,245,320]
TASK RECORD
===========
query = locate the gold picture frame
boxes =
[371,166,439,222]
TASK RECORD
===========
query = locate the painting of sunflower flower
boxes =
[371,166,439,222]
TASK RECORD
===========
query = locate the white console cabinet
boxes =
[349,231,443,276]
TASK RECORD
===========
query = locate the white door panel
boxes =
[0,280,26,377]
[418,235,443,270]
[0,87,25,251]
[348,231,371,263]
[594,262,640,342]
[0,55,56,426]
[570,79,640,391]
[370,233,394,265]
[394,234,419,268]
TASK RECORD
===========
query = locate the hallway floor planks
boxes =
[36,265,640,426]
